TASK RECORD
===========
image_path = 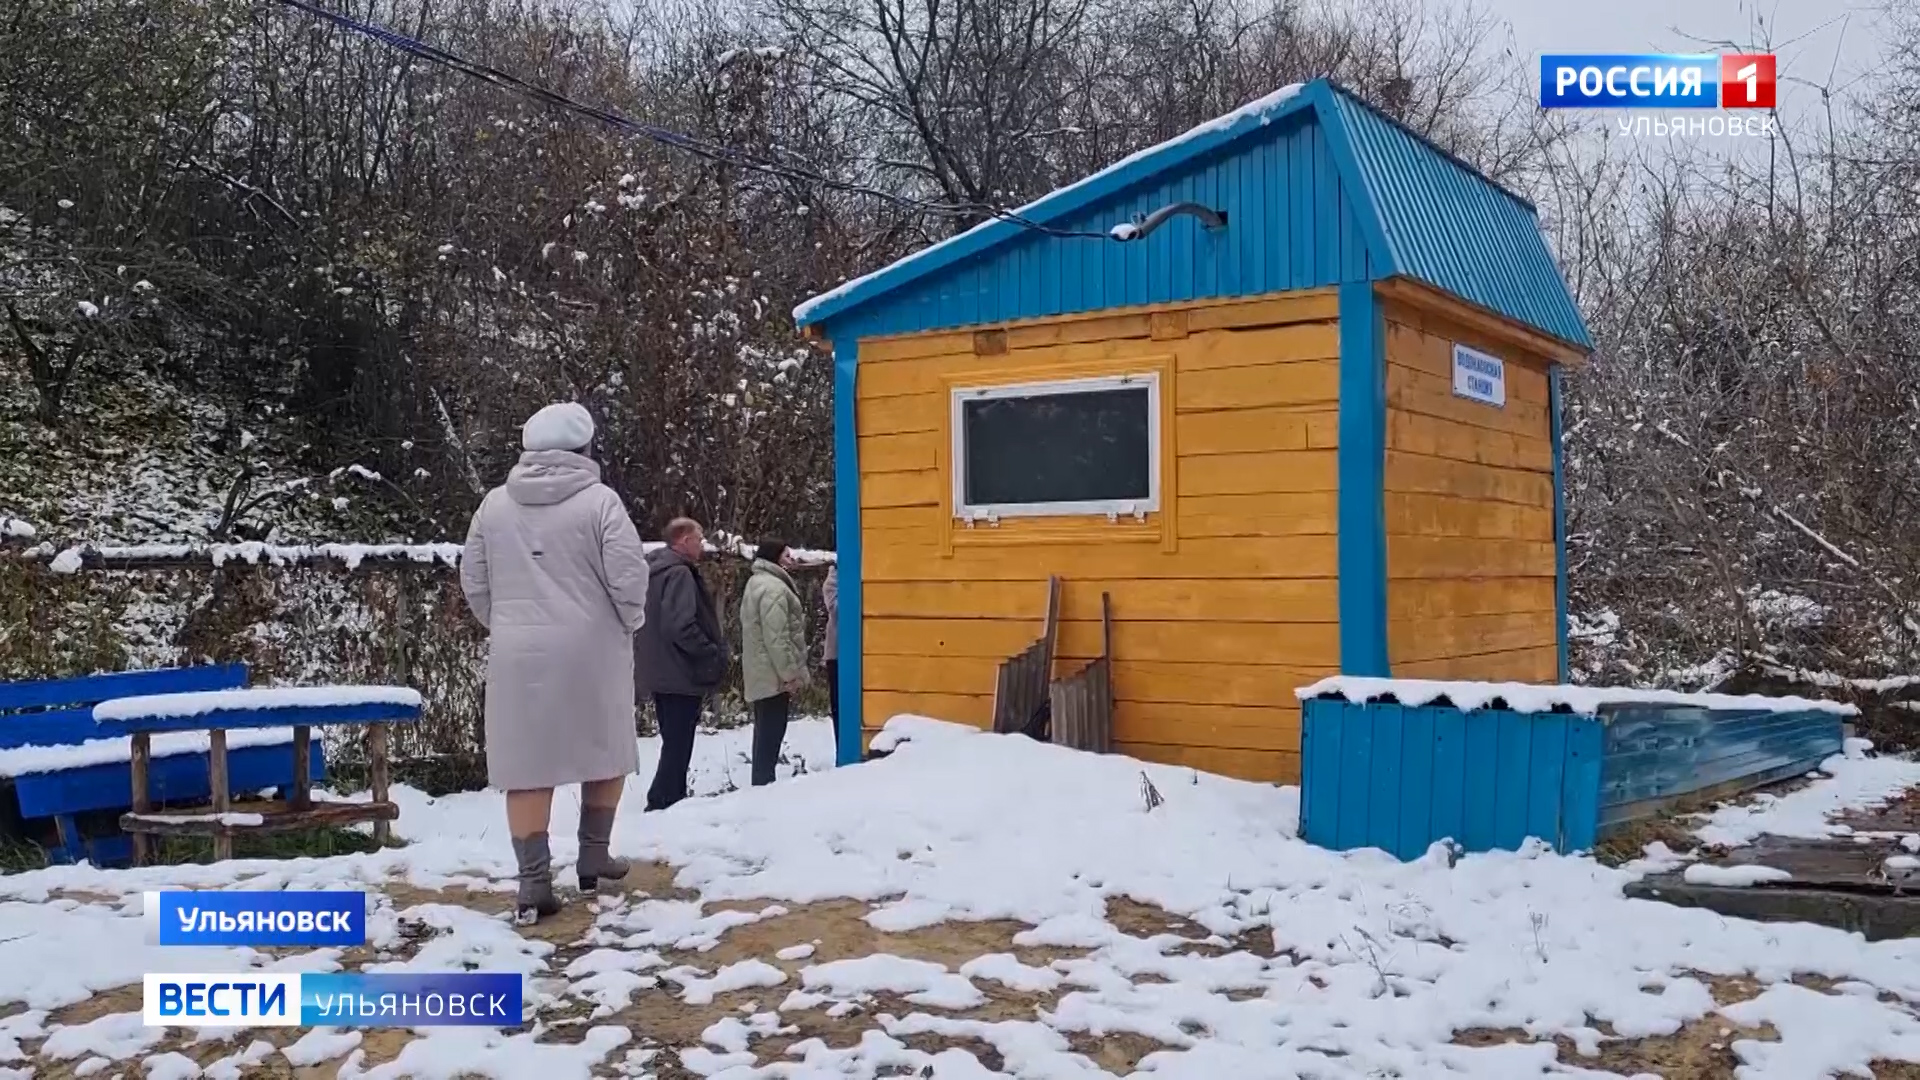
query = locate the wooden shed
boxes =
[795,79,1594,783]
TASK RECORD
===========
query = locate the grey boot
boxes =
[511,833,560,927]
[576,805,629,891]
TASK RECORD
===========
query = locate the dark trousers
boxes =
[825,658,840,758]
[750,693,790,786]
[646,693,702,811]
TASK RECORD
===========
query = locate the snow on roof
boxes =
[792,83,1307,327]
[92,685,422,723]
[1295,677,1858,717]
[0,727,296,778]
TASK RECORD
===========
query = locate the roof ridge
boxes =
[1318,79,1540,215]
[793,81,1321,329]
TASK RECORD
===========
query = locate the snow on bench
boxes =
[1294,676,1857,717]
[0,727,297,779]
[122,810,266,827]
[92,685,423,723]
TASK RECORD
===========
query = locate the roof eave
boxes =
[794,84,1330,334]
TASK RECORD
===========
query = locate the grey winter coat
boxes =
[459,450,650,791]
[740,559,808,703]
[634,547,729,698]
[822,564,839,662]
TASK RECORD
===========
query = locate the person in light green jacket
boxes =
[740,539,809,785]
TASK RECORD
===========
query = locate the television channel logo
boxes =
[142,972,524,1027]
[1539,54,1777,110]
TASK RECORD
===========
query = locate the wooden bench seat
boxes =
[0,664,321,865]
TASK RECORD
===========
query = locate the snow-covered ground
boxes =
[1689,743,1920,849]
[4,717,1920,1079]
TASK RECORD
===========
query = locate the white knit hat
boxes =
[522,402,596,452]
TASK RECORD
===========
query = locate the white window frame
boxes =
[950,372,1162,521]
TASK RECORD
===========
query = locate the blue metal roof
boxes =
[1325,90,1591,349]
[795,79,1591,352]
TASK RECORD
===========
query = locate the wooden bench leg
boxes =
[369,724,391,848]
[130,732,151,867]
[210,729,232,862]
[291,725,312,811]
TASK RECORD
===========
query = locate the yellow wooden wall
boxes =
[854,289,1344,783]
[1380,291,1559,681]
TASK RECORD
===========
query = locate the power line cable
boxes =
[271,0,1113,239]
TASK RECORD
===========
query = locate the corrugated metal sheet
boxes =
[1300,699,1604,859]
[833,110,1378,339]
[1597,705,1844,828]
[1326,92,1593,350]
[1300,698,1842,859]
[802,79,1593,352]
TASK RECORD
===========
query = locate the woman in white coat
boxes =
[459,402,650,925]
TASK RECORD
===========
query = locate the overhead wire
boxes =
[270,0,1115,239]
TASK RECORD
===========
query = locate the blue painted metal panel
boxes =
[1551,366,1570,682]
[1335,702,1374,850]
[0,664,248,713]
[1396,705,1434,858]
[1491,712,1532,850]
[14,743,327,820]
[1562,717,1604,850]
[1526,714,1569,848]
[1369,703,1403,853]
[1336,282,1389,676]
[1596,705,1843,828]
[1429,707,1467,848]
[1325,90,1592,350]
[834,338,864,765]
[1461,711,1500,851]
[88,702,420,737]
[800,80,1591,356]
[1299,697,1839,860]
[831,110,1380,340]
[1300,697,1342,840]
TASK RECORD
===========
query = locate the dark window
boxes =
[958,381,1154,511]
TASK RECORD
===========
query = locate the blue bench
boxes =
[101,682,421,863]
[0,664,323,866]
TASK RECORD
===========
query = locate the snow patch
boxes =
[1692,752,1920,848]
[667,959,787,1006]
[1682,863,1794,887]
[281,1028,363,1068]
[798,955,985,1010]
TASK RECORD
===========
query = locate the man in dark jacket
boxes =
[635,517,730,810]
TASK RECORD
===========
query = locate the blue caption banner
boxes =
[300,973,524,1027]
[1539,54,1719,109]
[147,890,367,947]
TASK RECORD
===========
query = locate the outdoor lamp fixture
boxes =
[1108,201,1229,241]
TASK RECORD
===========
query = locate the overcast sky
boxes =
[1473,0,1892,118]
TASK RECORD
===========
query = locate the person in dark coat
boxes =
[634,517,730,811]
